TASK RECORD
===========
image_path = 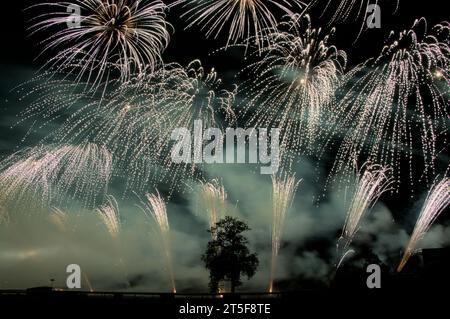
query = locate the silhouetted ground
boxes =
[1,248,449,317]
[0,288,446,317]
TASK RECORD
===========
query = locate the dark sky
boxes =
[1,0,448,69]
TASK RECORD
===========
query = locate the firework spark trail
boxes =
[47,143,113,208]
[16,68,101,125]
[307,0,380,23]
[337,163,393,265]
[19,60,236,195]
[96,195,121,238]
[0,143,112,210]
[173,0,306,51]
[95,195,132,287]
[240,14,346,167]
[397,177,450,272]
[0,147,52,209]
[0,204,8,225]
[328,19,450,190]
[48,207,69,232]
[139,192,176,293]
[85,59,236,193]
[305,1,400,39]
[47,207,97,290]
[83,271,95,292]
[336,249,355,269]
[28,0,171,88]
[269,173,300,293]
[199,179,227,238]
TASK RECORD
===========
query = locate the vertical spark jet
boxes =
[140,192,176,293]
[397,178,450,272]
[200,180,227,239]
[269,173,300,293]
[96,195,129,288]
[337,163,393,267]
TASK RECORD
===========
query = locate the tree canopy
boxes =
[202,216,259,293]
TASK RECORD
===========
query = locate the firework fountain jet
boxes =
[96,195,121,239]
[139,192,176,293]
[397,177,450,272]
[200,180,227,238]
[336,163,393,267]
[96,195,131,287]
[48,206,94,291]
[269,173,300,293]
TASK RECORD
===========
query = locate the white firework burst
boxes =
[28,0,171,87]
[19,60,236,194]
[329,19,449,190]
[241,14,346,165]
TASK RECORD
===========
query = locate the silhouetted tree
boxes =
[202,216,259,293]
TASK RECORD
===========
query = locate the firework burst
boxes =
[269,173,300,292]
[335,19,450,190]
[173,0,305,51]
[397,177,450,272]
[20,60,236,194]
[337,163,393,265]
[139,192,176,293]
[241,14,346,165]
[329,19,450,190]
[29,0,171,87]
